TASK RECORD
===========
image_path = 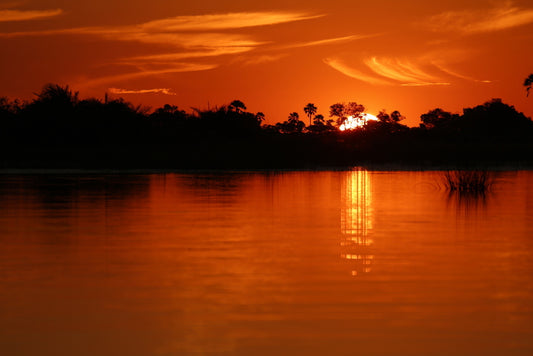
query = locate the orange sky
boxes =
[0,0,532,126]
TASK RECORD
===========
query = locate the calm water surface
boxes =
[1,170,532,355]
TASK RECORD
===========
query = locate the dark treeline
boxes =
[1,83,533,169]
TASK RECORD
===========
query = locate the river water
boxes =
[1,170,532,355]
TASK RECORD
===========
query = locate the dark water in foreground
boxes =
[1,171,533,355]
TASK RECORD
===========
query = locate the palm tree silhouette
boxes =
[288,112,300,124]
[303,103,317,126]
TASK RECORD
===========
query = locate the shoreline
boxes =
[1,161,533,174]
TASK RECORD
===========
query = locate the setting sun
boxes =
[339,113,379,131]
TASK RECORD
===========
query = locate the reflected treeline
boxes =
[340,170,375,276]
[1,84,533,168]
[0,174,151,208]
[170,173,249,204]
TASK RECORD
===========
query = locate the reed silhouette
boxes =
[442,171,493,193]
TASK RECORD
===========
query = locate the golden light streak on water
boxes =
[340,169,375,275]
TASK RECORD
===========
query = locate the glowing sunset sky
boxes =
[0,0,532,126]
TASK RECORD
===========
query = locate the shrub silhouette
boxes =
[1,83,532,169]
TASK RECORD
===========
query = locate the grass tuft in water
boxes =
[443,170,493,193]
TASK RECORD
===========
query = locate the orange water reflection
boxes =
[1,172,533,355]
[340,169,375,276]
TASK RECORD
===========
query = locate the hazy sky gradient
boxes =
[0,0,531,125]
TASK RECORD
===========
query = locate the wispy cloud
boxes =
[400,82,451,87]
[0,26,262,49]
[139,12,323,32]
[77,63,218,89]
[109,88,176,95]
[0,10,344,87]
[426,1,533,34]
[0,8,62,22]
[239,54,287,65]
[432,61,491,83]
[364,57,447,85]
[282,34,374,49]
[0,11,310,69]
[0,11,319,41]
[123,47,256,65]
[323,58,390,85]
[325,56,471,86]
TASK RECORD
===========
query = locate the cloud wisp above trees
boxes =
[0,10,343,88]
[324,56,462,86]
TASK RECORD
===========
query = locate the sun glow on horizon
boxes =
[339,113,378,131]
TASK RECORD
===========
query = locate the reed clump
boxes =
[443,170,493,193]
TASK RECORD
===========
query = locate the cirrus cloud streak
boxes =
[425,1,533,34]
[0,8,62,22]
[139,12,323,32]
[323,58,390,85]
[324,55,492,87]
[0,11,324,85]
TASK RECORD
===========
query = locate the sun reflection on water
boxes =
[341,169,375,276]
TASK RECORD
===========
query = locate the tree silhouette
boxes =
[525,74,533,97]
[329,102,365,126]
[306,114,333,133]
[303,103,317,126]
[229,100,246,113]
[378,110,405,124]
[3,81,533,169]
[313,114,325,125]
[288,112,299,124]
[329,103,345,125]
[150,104,187,120]
[420,108,458,129]
[391,110,404,122]
[344,102,365,118]
[34,84,79,107]
[460,98,532,138]
[275,112,305,133]
[377,110,391,123]
[255,112,265,125]
[0,97,20,118]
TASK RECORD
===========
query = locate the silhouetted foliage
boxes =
[524,74,533,97]
[0,97,20,119]
[34,84,78,107]
[306,114,338,134]
[329,103,345,125]
[329,102,365,126]
[150,104,187,120]
[276,112,305,134]
[304,103,317,126]
[255,112,265,124]
[313,114,325,125]
[459,99,532,140]
[365,110,409,135]
[378,110,405,124]
[229,100,246,113]
[344,102,365,118]
[1,84,533,169]
[420,108,459,130]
